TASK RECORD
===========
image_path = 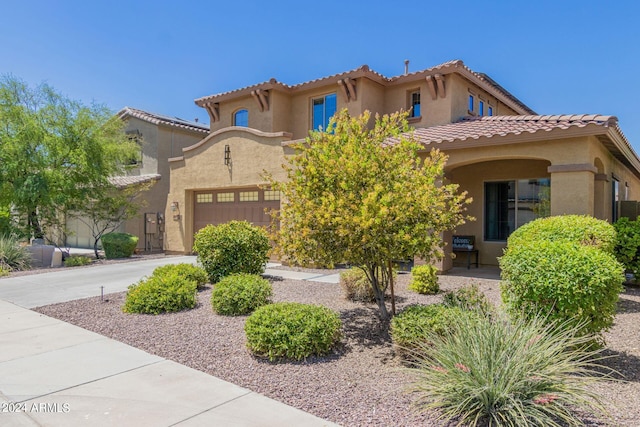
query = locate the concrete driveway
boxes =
[0,255,339,426]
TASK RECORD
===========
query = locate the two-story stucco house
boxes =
[66,107,209,251]
[164,60,640,268]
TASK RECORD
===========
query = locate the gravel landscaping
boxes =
[34,267,640,426]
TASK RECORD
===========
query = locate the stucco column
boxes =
[593,173,610,221]
[548,164,597,216]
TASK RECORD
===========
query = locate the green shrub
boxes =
[123,273,197,314]
[408,264,439,294]
[63,255,92,267]
[211,273,272,316]
[152,263,208,289]
[339,267,375,302]
[613,217,640,278]
[507,215,616,254]
[0,235,31,271]
[391,304,470,359]
[245,302,342,361]
[408,311,612,426]
[192,221,270,283]
[500,240,624,339]
[0,263,9,277]
[443,284,493,315]
[102,232,138,259]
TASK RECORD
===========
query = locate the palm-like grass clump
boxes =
[408,311,613,426]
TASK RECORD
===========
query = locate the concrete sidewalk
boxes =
[0,257,339,426]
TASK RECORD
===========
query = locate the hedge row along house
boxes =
[105,60,640,269]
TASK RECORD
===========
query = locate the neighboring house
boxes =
[164,60,640,268]
[65,107,209,250]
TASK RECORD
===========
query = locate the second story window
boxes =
[409,91,421,117]
[312,93,337,130]
[488,106,493,116]
[468,95,474,113]
[479,101,484,116]
[234,109,248,127]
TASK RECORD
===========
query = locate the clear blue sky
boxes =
[2,1,640,150]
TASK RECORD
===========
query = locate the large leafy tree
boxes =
[270,109,471,319]
[0,75,139,241]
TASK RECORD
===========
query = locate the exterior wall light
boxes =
[170,201,179,212]
[224,144,231,165]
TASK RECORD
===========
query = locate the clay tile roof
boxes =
[108,174,161,189]
[406,114,618,146]
[118,107,209,133]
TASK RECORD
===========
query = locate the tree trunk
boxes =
[369,266,389,320]
[28,210,44,239]
[93,238,101,260]
[388,259,396,316]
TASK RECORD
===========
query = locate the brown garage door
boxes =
[193,188,280,233]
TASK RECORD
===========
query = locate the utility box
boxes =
[145,212,158,234]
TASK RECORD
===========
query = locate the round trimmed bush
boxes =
[102,232,138,259]
[211,273,272,316]
[391,304,472,359]
[193,221,270,283]
[506,215,616,254]
[152,263,208,289]
[408,264,439,294]
[443,284,493,315]
[500,240,624,338]
[339,267,375,302]
[123,272,198,314]
[244,302,342,361]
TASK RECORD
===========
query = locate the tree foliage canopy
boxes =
[0,75,140,240]
[269,109,471,318]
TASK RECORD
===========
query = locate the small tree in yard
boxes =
[70,179,154,259]
[269,109,471,320]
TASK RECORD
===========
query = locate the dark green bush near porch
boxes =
[192,221,270,283]
[123,271,197,314]
[244,302,342,361]
[506,214,616,254]
[613,217,640,278]
[391,304,472,360]
[102,232,138,259]
[211,273,272,316]
[408,264,439,294]
[152,263,208,289]
[500,239,624,340]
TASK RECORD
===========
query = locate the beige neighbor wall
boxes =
[165,128,292,253]
[122,119,206,250]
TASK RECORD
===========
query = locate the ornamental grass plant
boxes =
[407,310,613,427]
[0,234,31,271]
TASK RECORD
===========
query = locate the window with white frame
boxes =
[312,93,337,130]
[485,179,550,241]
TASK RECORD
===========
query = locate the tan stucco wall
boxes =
[165,128,292,253]
[437,133,640,266]
[447,74,518,122]
[122,118,206,250]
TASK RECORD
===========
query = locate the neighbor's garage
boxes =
[193,188,280,233]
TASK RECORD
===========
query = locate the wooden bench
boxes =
[452,235,479,269]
